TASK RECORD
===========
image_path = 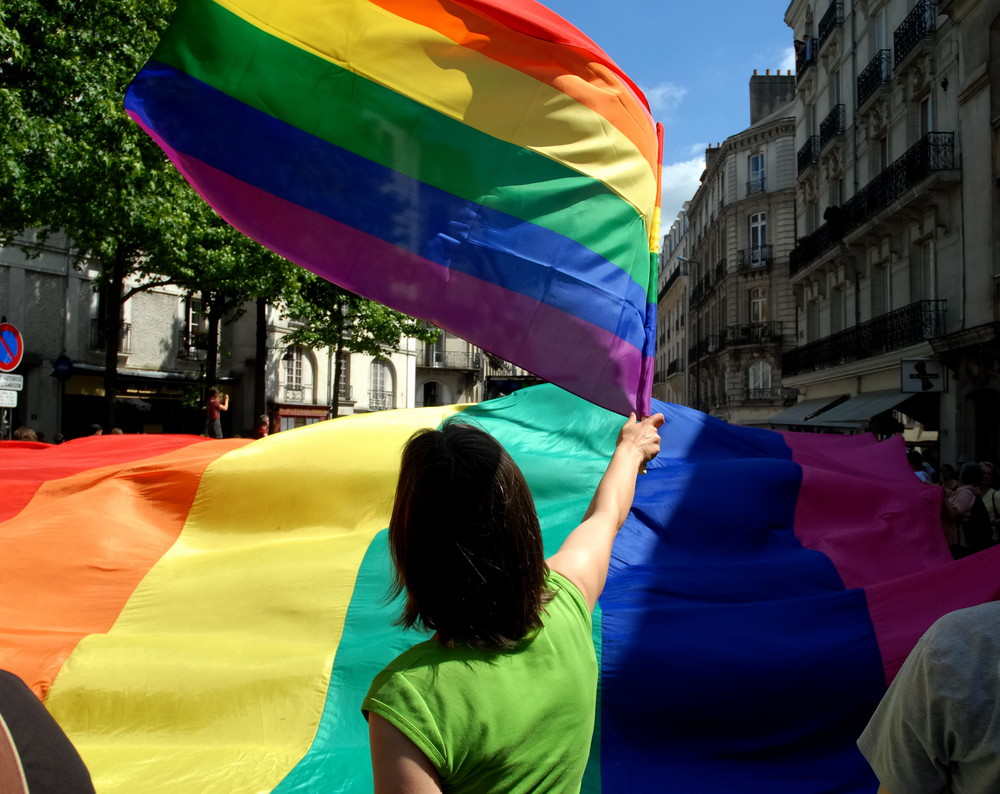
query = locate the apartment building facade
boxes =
[684,73,800,425]
[783,0,998,463]
[655,208,691,404]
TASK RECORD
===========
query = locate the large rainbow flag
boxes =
[123,0,662,416]
[2,385,998,792]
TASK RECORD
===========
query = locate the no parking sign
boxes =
[0,323,24,372]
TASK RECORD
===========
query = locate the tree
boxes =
[0,0,192,428]
[282,274,438,417]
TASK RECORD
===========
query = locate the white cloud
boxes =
[659,153,706,227]
[640,81,687,114]
[779,45,796,74]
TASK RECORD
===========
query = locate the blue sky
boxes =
[541,0,797,226]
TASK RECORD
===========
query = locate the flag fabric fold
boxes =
[2,384,998,792]
[124,0,661,415]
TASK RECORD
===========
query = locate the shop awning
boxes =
[766,395,847,426]
[804,389,911,427]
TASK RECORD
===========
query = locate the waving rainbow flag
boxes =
[3,385,1000,792]
[123,0,662,416]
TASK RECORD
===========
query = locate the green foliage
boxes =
[0,0,183,264]
[282,272,438,357]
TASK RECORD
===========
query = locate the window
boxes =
[806,299,820,342]
[284,346,303,388]
[873,134,889,174]
[750,288,767,323]
[370,359,395,410]
[748,361,772,396]
[831,284,847,333]
[919,96,931,139]
[748,153,766,193]
[181,297,209,359]
[335,352,352,401]
[873,261,892,315]
[830,68,842,109]
[916,239,936,301]
[280,416,321,432]
[873,8,888,53]
[748,213,768,263]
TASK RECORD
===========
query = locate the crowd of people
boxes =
[908,450,1000,558]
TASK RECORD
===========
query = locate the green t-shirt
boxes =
[363,570,597,793]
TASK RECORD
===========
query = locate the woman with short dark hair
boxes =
[364,412,663,792]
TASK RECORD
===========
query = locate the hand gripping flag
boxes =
[123,0,662,416]
[3,385,1000,792]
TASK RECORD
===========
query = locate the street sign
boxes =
[0,374,23,391]
[0,390,17,408]
[0,323,23,373]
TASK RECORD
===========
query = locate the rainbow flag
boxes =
[2,385,999,792]
[123,0,662,416]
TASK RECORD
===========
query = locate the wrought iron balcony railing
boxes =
[790,132,955,275]
[894,0,936,66]
[744,388,780,402]
[820,104,845,149]
[369,390,396,411]
[667,358,682,376]
[739,245,773,271]
[798,136,820,174]
[858,49,892,108]
[90,319,132,354]
[796,45,816,80]
[725,321,783,347]
[817,0,844,51]
[746,176,767,195]
[421,350,482,370]
[781,300,944,376]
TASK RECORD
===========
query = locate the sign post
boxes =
[0,323,22,440]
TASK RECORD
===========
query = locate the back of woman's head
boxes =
[389,421,550,649]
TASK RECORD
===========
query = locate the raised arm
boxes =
[219,393,230,412]
[546,412,663,611]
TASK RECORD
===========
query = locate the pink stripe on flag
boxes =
[783,431,949,590]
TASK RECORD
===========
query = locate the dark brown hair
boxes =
[388,420,552,649]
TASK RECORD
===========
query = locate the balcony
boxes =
[738,245,773,272]
[894,0,936,67]
[796,45,817,82]
[178,329,208,360]
[667,358,682,376]
[90,319,132,354]
[746,176,767,195]
[817,0,844,52]
[782,300,945,376]
[798,136,820,174]
[858,49,892,109]
[421,349,481,370]
[369,390,396,411]
[744,388,781,402]
[790,132,956,275]
[819,105,845,149]
[725,321,783,347]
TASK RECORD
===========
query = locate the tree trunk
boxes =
[102,244,128,432]
[254,297,267,420]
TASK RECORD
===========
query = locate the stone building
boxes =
[683,72,800,425]
[654,207,691,405]
[0,233,421,439]
[782,0,1000,463]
